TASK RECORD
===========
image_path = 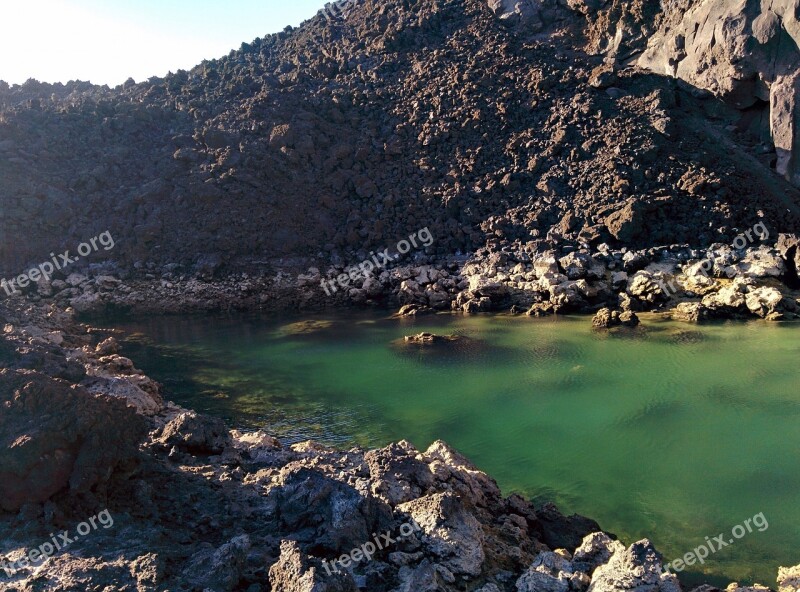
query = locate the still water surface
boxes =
[108,312,800,585]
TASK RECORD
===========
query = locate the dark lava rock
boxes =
[158,410,232,455]
[269,540,358,592]
[0,369,146,511]
[535,502,603,552]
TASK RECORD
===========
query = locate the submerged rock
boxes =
[401,332,468,345]
[278,319,336,336]
[395,304,435,317]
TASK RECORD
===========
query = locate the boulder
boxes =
[158,411,232,455]
[592,308,618,328]
[69,292,102,314]
[394,559,457,592]
[516,550,589,592]
[778,564,800,592]
[84,376,163,416]
[573,532,625,574]
[606,203,644,242]
[737,247,786,279]
[364,441,436,506]
[592,309,639,328]
[551,281,587,310]
[267,466,393,555]
[672,302,710,323]
[681,260,717,293]
[627,271,667,304]
[534,252,560,277]
[619,311,640,327]
[398,492,485,577]
[589,65,618,90]
[185,535,250,592]
[610,272,628,291]
[559,252,595,280]
[701,284,746,314]
[488,0,543,25]
[587,539,680,592]
[0,369,146,511]
[745,286,785,319]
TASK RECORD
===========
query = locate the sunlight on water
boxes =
[108,312,800,585]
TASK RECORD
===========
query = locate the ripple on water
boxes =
[615,398,685,429]
[702,385,800,416]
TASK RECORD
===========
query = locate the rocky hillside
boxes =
[1,0,799,279]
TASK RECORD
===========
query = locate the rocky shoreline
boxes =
[1,260,800,591]
[6,233,799,324]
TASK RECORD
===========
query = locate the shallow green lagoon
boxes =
[109,312,800,585]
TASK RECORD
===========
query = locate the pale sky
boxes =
[0,0,327,87]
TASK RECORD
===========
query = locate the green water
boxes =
[109,312,800,585]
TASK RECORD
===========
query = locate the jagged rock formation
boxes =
[641,0,800,186]
[571,0,800,187]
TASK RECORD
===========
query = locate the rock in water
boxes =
[592,308,619,328]
[402,332,466,345]
[592,308,639,328]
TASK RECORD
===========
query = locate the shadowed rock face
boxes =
[634,0,800,185]
[0,369,147,512]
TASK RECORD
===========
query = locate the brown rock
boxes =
[0,369,146,511]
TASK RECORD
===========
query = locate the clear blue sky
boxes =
[0,0,327,86]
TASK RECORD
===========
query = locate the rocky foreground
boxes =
[1,286,800,591]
